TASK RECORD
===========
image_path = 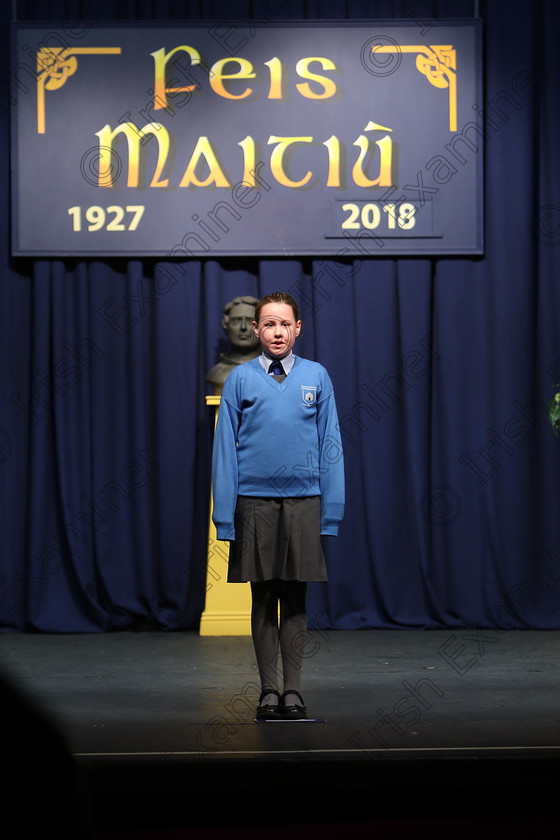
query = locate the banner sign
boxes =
[11,20,483,257]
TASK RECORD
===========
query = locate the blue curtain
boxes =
[1,0,560,632]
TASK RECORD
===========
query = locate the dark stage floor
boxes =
[1,628,560,838]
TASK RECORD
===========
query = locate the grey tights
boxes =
[251,580,307,704]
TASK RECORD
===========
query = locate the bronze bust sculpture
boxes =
[206,296,260,393]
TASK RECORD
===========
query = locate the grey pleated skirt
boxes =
[227,495,327,582]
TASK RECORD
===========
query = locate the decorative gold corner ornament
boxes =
[373,45,457,132]
[36,47,122,134]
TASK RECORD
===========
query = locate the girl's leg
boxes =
[250,580,281,703]
[279,581,308,702]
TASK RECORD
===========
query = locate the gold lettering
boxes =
[94,122,170,187]
[238,136,256,185]
[295,57,337,99]
[209,57,256,99]
[179,137,230,187]
[323,135,341,187]
[267,136,313,188]
[151,46,201,110]
[352,121,393,187]
[264,57,283,99]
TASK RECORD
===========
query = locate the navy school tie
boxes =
[268,361,285,376]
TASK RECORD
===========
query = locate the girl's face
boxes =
[253,302,301,359]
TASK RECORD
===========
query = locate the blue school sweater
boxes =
[212,356,345,541]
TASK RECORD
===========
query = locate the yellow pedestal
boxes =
[199,394,252,636]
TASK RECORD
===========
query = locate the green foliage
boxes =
[549,389,560,438]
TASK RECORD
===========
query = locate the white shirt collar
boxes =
[259,351,295,375]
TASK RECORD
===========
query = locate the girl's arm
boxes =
[316,384,345,535]
[211,394,241,540]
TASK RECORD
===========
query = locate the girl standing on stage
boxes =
[211,291,345,720]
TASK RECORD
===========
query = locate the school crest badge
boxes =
[301,386,317,406]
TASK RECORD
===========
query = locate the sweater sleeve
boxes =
[316,374,345,536]
[211,385,241,541]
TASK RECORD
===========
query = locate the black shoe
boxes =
[281,690,307,720]
[256,689,282,720]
